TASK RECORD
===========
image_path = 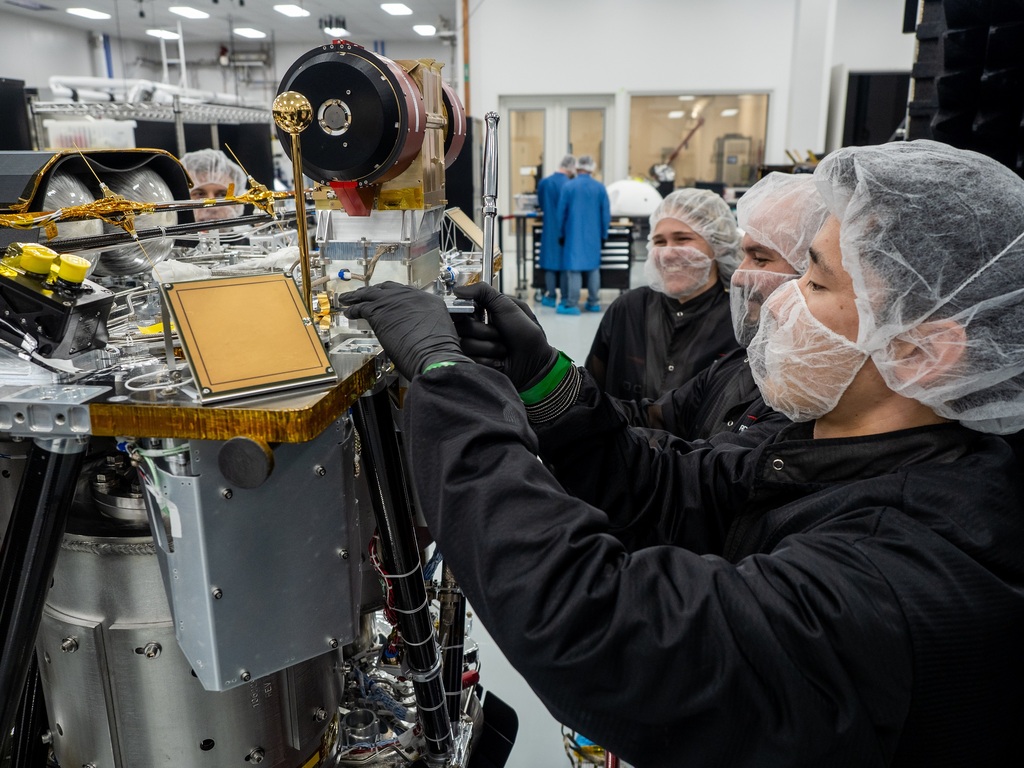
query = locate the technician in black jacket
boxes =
[620,172,830,440]
[586,188,742,402]
[341,141,1024,767]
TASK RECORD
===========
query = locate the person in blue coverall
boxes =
[536,154,576,307]
[555,154,611,315]
[339,140,1024,767]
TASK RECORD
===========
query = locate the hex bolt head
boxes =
[314,465,327,477]
[143,642,162,659]
[60,637,78,654]
[222,488,233,499]
[248,747,265,763]
[328,638,339,649]
[338,549,349,560]
[241,670,252,682]
[212,588,223,600]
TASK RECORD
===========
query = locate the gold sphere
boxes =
[273,91,313,135]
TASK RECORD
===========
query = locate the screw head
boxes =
[248,747,265,764]
[314,707,328,722]
[338,549,349,560]
[241,670,252,682]
[143,642,161,659]
[212,588,223,600]
[328,638,339,649]
[314,465,326,476]
[60,637,78,654]
[222,489,233,499]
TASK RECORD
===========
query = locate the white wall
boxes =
[826,0,918,150]
[0,12,96,87]
[463,0,918,171]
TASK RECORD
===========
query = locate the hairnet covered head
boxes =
[181,149,247,221]
[559,154,577,171]
[577,155,596,173]
[181,149,246,190]
[736,172,828,272]
[814,139,1024,433]
[729,174,829,345]
[649,188,741,281]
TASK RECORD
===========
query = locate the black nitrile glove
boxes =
[339,282,470,380]
[452,283,559,392]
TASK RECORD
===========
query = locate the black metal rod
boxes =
[0,437,88,744]
[42,213,289,252]
[439,562,467,726]
[8,655,48,768]
[354,387,452,761]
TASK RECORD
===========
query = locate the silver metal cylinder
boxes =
[481,111,500,287]
[36,531,343,768]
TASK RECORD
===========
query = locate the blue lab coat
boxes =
[536,171,571,271]
[557,173,611,272]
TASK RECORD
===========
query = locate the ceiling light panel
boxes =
[67,7,110,19]
[146,29,181,39]
[274,4,310,17]
[413,24,436,35]
[169,6,209,19]
[323,26,349,36]
[381,3,413,15]
[233,27,267,38]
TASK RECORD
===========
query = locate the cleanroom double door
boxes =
[501,94,614,203]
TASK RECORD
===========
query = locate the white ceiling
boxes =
[2,0,458,44]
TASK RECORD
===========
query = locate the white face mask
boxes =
[747,279,868,422]
[645,245,714,300]
[729,269,798,347]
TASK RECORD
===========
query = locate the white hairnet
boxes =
[815,139,1024,434]
[180,149,247,191]
[559,154,577,171]
[649,188,741,281]
[736,172,829,272]
[577,155,596,173]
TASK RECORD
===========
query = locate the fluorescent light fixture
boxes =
[721,108,739,117]
[147,29,181,39]
[677,95,696,101]
[274,4,309,17]
[67,7,111,19]
[169,6,209,19]
[381,3,412,15]
[413,24,436,35]
[233,27,267,38]
[323,25,349,36]
[667,110,686,119]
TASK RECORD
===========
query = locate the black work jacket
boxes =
[615,346,787,441]
[405,364,1024,768]
[586,285,739,403]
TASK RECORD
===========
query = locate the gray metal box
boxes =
[143,416,361,691]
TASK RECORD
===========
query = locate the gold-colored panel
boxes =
[161,273,336,403]
[89,356,378,442]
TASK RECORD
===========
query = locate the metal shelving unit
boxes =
[29,97,271,156]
